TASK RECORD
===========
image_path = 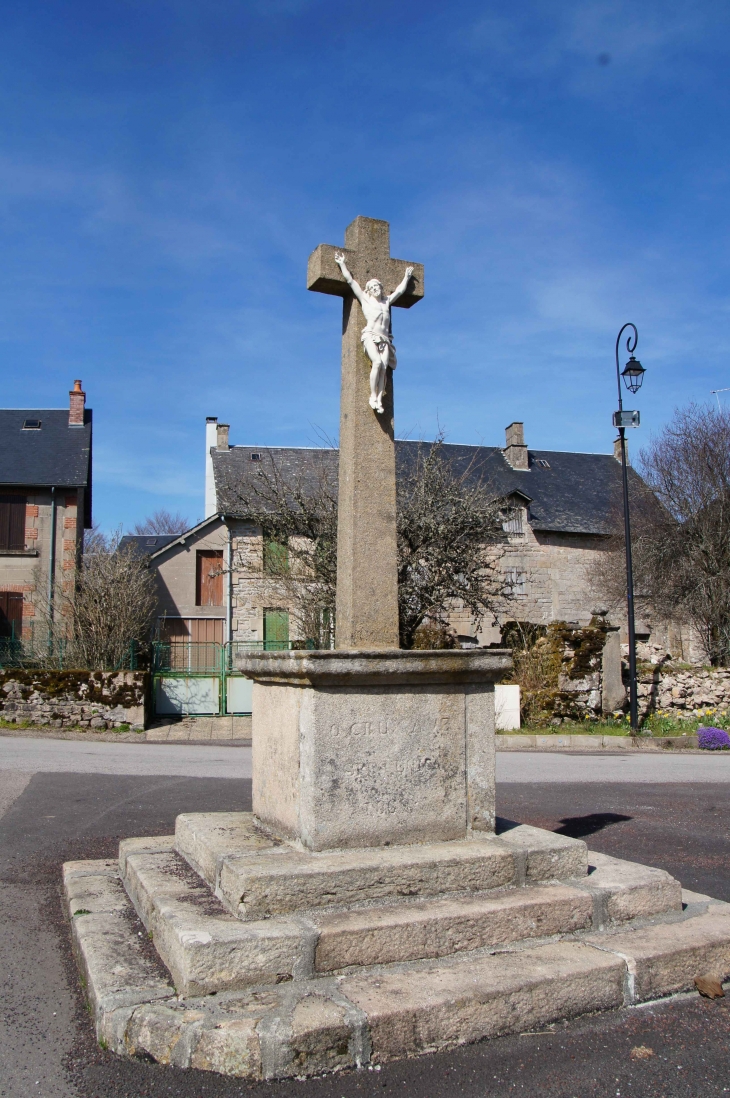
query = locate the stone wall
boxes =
[0,670,148,729]
[504,620,625,724]
[635,664,730,719]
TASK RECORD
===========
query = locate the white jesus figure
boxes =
[334,252,414,414]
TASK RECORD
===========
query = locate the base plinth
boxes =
[235,648,511,851]
[64,813,730,1081]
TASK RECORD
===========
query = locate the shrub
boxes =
[697,725,730,750]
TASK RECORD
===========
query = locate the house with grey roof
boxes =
[132,414,691,660]
[119,518,232,649]
[198,417,689,656]
[0,381,92,644]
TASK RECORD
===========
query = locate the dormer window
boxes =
[503,507,525,535]
[250,453,262,462]
[22,419,41,430]
[535,458,550,469]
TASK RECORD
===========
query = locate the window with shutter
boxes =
[0,495,26,551]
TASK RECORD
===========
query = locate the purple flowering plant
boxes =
[697,726,730,750]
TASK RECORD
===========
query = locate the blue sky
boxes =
[2,0,730,531]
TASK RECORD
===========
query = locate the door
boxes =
[196,550,224,606]
[0,592,23,638]
[190,618,224,672]
[159,617,191,670]
[263,608,289,650]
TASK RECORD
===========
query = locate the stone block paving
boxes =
[144,716,252,742]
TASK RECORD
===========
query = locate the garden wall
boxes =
[507,618,730,725]
[504,620,625,724]
[0,670,148,730]
[636,665,730,719]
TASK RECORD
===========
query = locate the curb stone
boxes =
[496,733,702,751]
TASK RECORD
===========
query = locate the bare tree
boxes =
[593,403,730,665]
[226,438,513,648]
[36,530,158,669]
[82,523,112,554]
[133,509,191,536]
[396,440,513,647]
[227,452,338,648]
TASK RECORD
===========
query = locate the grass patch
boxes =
[0,717,138,734]
[508,708,729,738]
[519,716,632,736]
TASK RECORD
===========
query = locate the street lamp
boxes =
[612,323,644,733]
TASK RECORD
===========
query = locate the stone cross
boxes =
[308,216,424,650]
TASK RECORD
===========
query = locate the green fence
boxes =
[152,640,295,716]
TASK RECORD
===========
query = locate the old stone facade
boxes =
[134,417,689,663]
[206,419,673,653]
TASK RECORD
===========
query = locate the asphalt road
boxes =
[3,735,730,781]
[1,744,729,1098]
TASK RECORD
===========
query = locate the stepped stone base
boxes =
[64,813,730,1081]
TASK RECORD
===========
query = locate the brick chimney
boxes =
[216,423,230,451]
[69,380,86,427]
[613,435,630,465]
[504,422,529,470]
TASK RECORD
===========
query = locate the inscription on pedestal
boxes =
[247,649,506,851]
[298,687,466,849]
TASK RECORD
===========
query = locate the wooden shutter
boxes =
[263,608,289,650]
[0,495,26,551]
[0,592,23,638]
[196,551,224,606]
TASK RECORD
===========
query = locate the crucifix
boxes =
[308,216,424,650]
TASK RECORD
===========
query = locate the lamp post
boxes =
[612,323,645,733]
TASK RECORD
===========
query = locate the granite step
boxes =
[174,812,589,919]
[65,858,730,1079]
[119,838,682,997]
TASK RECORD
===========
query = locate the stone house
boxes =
[120,516,231,648]
[0,381,92,647]
[132,415,693,659]
[136,416,693,658]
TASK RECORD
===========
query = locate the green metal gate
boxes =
[152,640,291,717]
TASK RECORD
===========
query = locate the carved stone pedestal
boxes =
[235,648,511,851]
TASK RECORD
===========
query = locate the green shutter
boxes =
[263,539,289,575]
[264,609,289,650]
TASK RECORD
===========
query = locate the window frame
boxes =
[0,494,27,552]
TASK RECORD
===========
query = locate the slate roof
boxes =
[119,515,226,560]
[118,534,180,557]
[213,441,644,537]
[0,408,92,488]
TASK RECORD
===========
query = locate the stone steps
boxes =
[119,832,682,998]
[65,857,730,1080]
[173,812,588,919]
